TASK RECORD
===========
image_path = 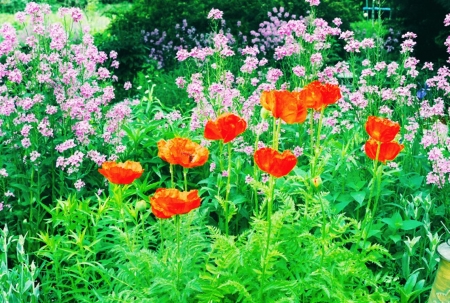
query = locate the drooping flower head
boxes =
[365,138,404,163]
[365,116,401,143]
[157,138,209,168]
[98,161,143,185]
[254,147,297,178]
[204,113,247,143]
[260,90,307,124]
[296,80,342,111]
[150,188,201,219]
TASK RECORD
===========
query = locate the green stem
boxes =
[175,215,181,284]
[259,117,282,300]
[224,143,232,236]
[159,219,165,257]
[170,164,174,189]
[115,184,132,250]
[29,169,34,227]
[272,118,281,150]
[183,167,188,191]
[362,142,381,245]
[319,194,327,265]
[253,133,260,215]
[260,175,276,300]
[309,110,314,159]
[311,108,325,178]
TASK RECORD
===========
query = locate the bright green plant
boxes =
[0,226,40,303]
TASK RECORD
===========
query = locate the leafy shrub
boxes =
[0,2,135,237]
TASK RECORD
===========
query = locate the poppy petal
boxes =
[254,147,297,178]
[204,120,222,141]
[365,116,400,143]
[98,160,143,185]
[158,138,209,168]
[204,113,247,143]
[365,139,404,163]
[150,188,201,219]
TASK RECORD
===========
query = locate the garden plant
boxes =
[1,1,450,302]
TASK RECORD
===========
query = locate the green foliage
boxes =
[0,226,40,303]
[198,195,394,302]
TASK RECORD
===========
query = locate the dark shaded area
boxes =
[95,0,362,98]
[388,0,449,64]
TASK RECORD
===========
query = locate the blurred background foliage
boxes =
[1,0,449,99]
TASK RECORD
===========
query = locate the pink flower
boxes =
[0,169,8,177]
[175,77,186,88]
[30,151,41,162]
[445,14,450,26]
[266,68,283,83]
[310,53,323,65]
[71,8,83,22]
[305,0,320,6]
[8,69,22,83]
[292,66,306,77]
[74,179,85,191]
[124,81,132,90]
[332,18,342,27]
[207,8,223,20]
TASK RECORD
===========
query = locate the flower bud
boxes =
[312,176,322,188]
[135,200,147,212]
[260,108,272,120]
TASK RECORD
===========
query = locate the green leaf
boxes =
[401,220,423,230]
[399,173,424,190]
[350,191,366,205]
[381,212,403,230]
[389,234,401,244]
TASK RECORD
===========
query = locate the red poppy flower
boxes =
[254,147,297,178]
[157,138,209,168]
[296,80,341,111]
[204,113,247,143]
[260,90,307,124]
[364,138,404,163]
[98,161,144,185]
[150,188,201,219]
[365,116,401,143]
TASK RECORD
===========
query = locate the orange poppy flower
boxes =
[204,113,247,143]
[254,147,297,178]
[365,116,401,143]
[150,188,201,219]
[98,161,144,185]
[157,138,209,168]
[260,90,307,124]
[364,138,404,163]
[296,80,341,111]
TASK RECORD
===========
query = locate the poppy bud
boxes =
[312,176,322,188]
[260,108,272,120]
[135,200,147,212]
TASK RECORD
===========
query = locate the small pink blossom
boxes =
[305,0,320,6]
[292,66,306,77]
[0,169,8,177]
[74,179,85,191]
[124,81,132,90]
[175,77,186,88]
[444,14,450,26]
[207,8,223,20]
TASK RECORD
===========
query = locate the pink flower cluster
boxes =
[207,8,223,20]
[0,2,133,191]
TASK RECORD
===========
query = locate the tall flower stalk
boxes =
[98,160,143,250]
[362,116,404,244]
[204,113,247,235]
